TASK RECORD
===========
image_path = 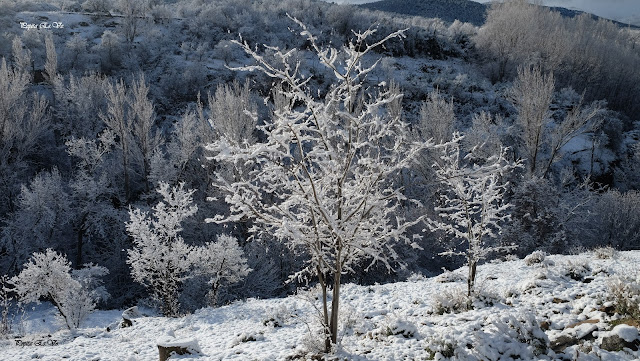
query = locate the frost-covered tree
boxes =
[64,34,87,70]
[11,38,31,74]
[117,0,147,42]
[126,182,249,315]
[208,80,257,146]
[208,21,431,352]
[475,0,568,81]
[65,129,126,268]
[97,30,122,71]
[1,169,72,273]
[100,78,132,200]
[189,234,250,306]
[126,182,197,317]
[463,111,505,162]
[429,134,519,296]
[11,249,108,330]
[509,66,603,178]
[0,58,49,214]
[416,89,455,144]
[129,74,162,193]
[509,65,554,176]
[44,33,57,83]
[82,0,113,13]
[53,72,107,138]
[542,94,603,178]
[150,108,203,187]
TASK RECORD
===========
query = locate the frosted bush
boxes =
[471,287,504,309]
[262,304,292,328]
[11,249,109,329]
[524,250,547,266]
[432,286,470,315]
[426,311,549,360]
[607,275,640,319]
[369,316,418,339]
[472,312,548,359]
[434,270,466,284]
[593,246,618,260]
[561,260,592,281]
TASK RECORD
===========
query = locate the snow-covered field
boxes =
[2,251,640,360]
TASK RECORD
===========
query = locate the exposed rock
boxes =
[551,335,578,352]
[552,298,569,304]
[540,321,551,330]
[121,306,143,328]
[158,345,194,361]
[551,319,601,351]
[157,337,200,361]
[600,335,640,351]
[598,304,616,316]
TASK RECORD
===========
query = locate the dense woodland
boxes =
[0,0,639,336]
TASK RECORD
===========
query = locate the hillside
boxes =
[3,251,640,360]
[358,0,639,28]
[359,0,487,25]
[0,1,639,359]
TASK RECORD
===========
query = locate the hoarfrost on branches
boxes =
[11,249,108,330]
[429,134,520,296]
[208,18,436,352]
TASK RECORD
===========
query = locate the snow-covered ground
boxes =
[2,251,640,360]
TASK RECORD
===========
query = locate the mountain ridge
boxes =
[358,0,639,28]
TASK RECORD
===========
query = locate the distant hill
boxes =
[358,0,639,28]
[546,6,640,29]
[359,0,487,26]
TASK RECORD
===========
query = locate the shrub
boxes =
[524,250,547,266]
[593,246,618,260]
[425,311,548,360]
[432,286,471,315]
[434,270,466,284]
[561,260,591,281]
[471,287,504,309]
[11,249,109,329]
[473,312,548,358]
[369,316,418,340]
[608,275,640,319]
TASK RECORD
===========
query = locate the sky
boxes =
[323,0,640,26]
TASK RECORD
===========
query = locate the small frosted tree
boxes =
[44,33,57,83]
[0,58,49,215]
[126,182,197,317]
[1,168,72,272]
[429,134,519,296]
[208,20,431,352]
[11,249,108,330]
[189,234,250,306]
[100,78,132,200]
[11,38,31,74]
[509,64,554,176]
[129,73,162,193]
[127,183,249,315]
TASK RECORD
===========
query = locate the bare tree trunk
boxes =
[317,266,331,353]
[329,246,342,349]
[467,260,477,297]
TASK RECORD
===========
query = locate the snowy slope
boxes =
[3,251,640,360]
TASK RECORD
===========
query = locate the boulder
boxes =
[600,324,640,351]
[157,337,201,361]
[121,306,143,328]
